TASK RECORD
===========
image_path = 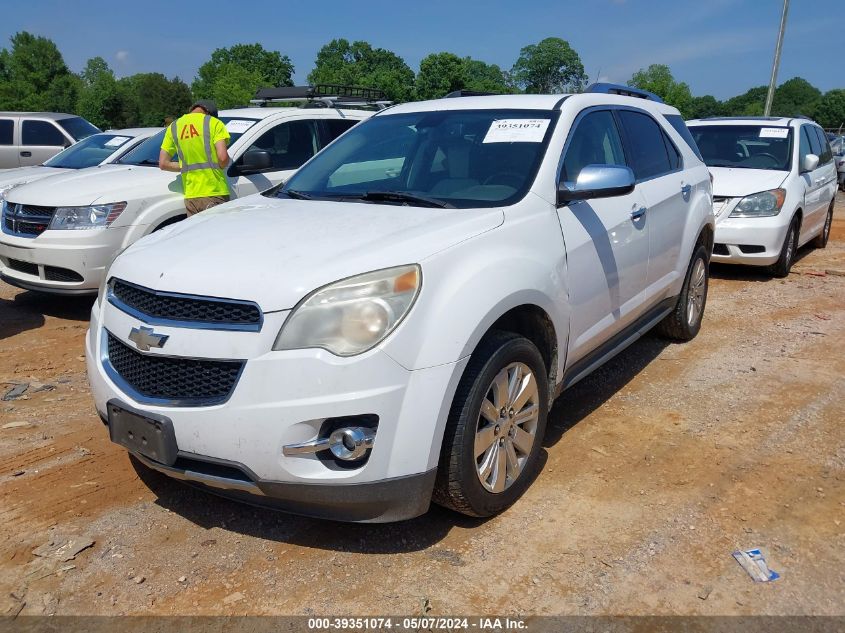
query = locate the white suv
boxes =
[86,85,714,522]
[687,116,837,276]
[0,105,371,294]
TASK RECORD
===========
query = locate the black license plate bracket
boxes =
[107,399,178,466]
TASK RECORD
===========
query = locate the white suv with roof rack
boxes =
[87,83,714,522]
[687,116,837,276]
[0,87,380,294]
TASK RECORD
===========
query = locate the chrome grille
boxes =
[2,201,56,237]
[109,279,262,331]
[104,331,244,406]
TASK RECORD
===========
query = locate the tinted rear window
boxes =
[22,120,66,146]
[0,119,12,145]
[665,114,703,161]
[617,110,672,180]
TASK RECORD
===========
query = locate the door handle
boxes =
[630,207,647,221]
[814,178,825,184]
[681,183,692,195]
[20,151,31,157]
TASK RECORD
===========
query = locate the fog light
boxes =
[328,427,375,461]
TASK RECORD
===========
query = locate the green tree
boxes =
[192,43,293,101]
[308,39,415,102]
[628,64,693,117]
[722,86,767,116]
[116,73,192,127]
[772,76,821,117]
[415,53,512,100]
[510,37,586,94]
[0,31,75,111]
[814,89,845,130]
[76,57,123,129]
[209,63,264,110]
[687,95,723,119]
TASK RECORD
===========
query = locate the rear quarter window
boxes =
[665,114,703,161]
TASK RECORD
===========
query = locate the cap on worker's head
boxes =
[190,99,218,118]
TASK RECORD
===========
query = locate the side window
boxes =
[617,110,672,180]
[0,119,13,145]
[799,126,813,166]
[662,131,681,170]
[323,119,358,146]
[664,114,703,161]
[805,125,823,159]
[812,127,832,164]
[239,120,318,171]
[560,110,626,183]
[22,120,66,146]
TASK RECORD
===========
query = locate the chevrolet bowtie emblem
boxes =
[128,326,169,352]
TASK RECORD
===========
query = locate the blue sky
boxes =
[3,0,840,99]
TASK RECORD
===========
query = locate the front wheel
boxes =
[656,244,709,341]
[433,331,549,517]
[770,218,799,278]
[812,202,833,249]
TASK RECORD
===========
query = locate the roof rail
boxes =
[443,89,498,98]
[585,82,664,103]
[251,84,392,110]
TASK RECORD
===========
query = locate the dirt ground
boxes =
[1,194,844,618]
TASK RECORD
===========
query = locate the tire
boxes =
[812,202,834,249]
[433,331,549,517]
[770,217,799,278]
[655,244,709,341]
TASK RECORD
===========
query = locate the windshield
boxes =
[279,109,559,208]
[43,133,139,169]
[689,125,793,171]
[57,116,101,141]
[117,119,257,167]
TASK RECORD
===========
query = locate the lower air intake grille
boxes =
[8,259,38,276]
[713,243,729,256]
[105,331,244,406]
[44,266,84,282]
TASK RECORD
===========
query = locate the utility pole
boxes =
[764,0,790,116]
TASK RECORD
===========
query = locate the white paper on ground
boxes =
[759,127,789,139]
[104,136,130,148]
[483,119,550,143]
[225,119,256,134]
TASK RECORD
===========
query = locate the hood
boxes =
[4,164,181,207]
[710,167,788,198]
[0,166,68,190]
[109,196,504,311]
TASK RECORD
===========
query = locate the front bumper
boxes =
[0,226,128,293]
[86,298,464,522]
[711,203,791,266]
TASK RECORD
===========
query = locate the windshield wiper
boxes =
[358,191,453,208]
[284,189,312,200]
[131,159,160,167]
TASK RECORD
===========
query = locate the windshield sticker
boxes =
[483,119,550,143]
[226,119,256,134]
[104,136,130,147]
[759,127,789,139]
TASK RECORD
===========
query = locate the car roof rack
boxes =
[251,84,392,110]
[585,82,664,103]
[443,89,499,98]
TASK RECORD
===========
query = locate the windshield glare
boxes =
[117,119,256,166]
[280,109,558,208]
[690,125,793,171]
[43,133,137,169]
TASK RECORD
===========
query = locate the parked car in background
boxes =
[830,136,845,190]
[0,128,159,201]
[688,116,837,277]
[87,85,714,522]
[0,112,100,168]
[0,103,372,294]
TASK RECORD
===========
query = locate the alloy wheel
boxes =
[474,362,540,493]
[686,257,707,328]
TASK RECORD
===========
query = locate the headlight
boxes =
[729,189,786,218]
[49,202,127,230]
[274,264,421,356]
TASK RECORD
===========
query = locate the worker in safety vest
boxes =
[159,100,231,216]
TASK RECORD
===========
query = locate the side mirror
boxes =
[557,165,636,205]
[801,153,819,173]
[239,150,272,174]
